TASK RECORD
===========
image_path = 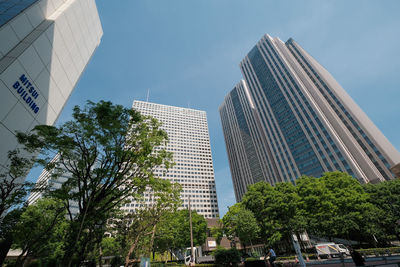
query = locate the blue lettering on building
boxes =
[12,74,40,114]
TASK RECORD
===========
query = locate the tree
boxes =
[0,149,48,266]
[241,182,285,247]
[363,179,400,244]
[123,181,182,266]
[222,204,260,251]
[101,237,121,257]
[0,150,35,219]
[154,209,207,256]
[153,211,180,260]
[12,198,67,267]
[296,171,375,242]
[273,182,307,247]
[17,101,174,266]
[212,247,241,266]
[241,180,309,255]
[0,208,25,266]
[173,209,207,249]
[210,220,224,246]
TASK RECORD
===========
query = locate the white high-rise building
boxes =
[0,0,102,167]
[123,101,220,218]
[29,101,220,219]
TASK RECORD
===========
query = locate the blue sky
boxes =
[30,0,400,217]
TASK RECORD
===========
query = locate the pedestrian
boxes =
[266,247,277,267]
[349,246,365,267]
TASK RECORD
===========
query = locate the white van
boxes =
[315,243,350,258]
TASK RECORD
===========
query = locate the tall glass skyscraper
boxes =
[220,34,400,201]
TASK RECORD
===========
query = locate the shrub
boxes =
[213,247,241,266]
[358,247,400,256]
[245,257,260,261]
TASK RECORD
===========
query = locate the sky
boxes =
[29,0,400,217]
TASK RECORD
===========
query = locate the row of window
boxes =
[286,40,391,179]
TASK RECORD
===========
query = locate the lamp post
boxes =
[189,196,194,265]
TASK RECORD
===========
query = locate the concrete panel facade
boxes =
[0,0,102,167]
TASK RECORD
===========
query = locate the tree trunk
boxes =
[0,237,12,266]
[15,248,29,267]
[99,244,103,267]
[395,232,400,243]
[67,195,94,267]
[125,234,141,267]
[250,240,255,255]
[296,232,305,252]
[148,224,157,256]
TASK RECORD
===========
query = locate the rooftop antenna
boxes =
[146,89,150,102]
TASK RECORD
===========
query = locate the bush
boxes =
[245,257,260,261]
[276,256,296,261]
[26,260,41,267]
[358,247,400,256]
[110,255,124,267]
[213,247,241,266]
[3,259,17,267]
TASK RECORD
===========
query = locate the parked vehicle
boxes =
[315,243,350,258]
[184,246,214,265]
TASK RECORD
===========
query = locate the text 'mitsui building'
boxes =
[220,34,400,202]
[122,101,220,218]
[0,0,102,168]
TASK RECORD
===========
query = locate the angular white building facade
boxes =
[127,101,220,218]
[0,0,102,166]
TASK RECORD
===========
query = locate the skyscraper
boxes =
[219,80,274,201]
[220,34,400,201]
[123,101,220,218]
[0,0,102,167]
[29,101,220,218]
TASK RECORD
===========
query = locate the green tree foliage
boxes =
[210,220,224,246]
[297,172,375,241]
[0,208,25,266]
[101,237,122,257]
[242,182,284,245]
[12,198,67,266]
[363,179,400,243]
[239,171,397,249]
[16,101,174,266]
[153,211,180,256]
[0,149,47,219]
[154,209,207,254]
[212,247,241,266]
[0,149,48,265]
[222,204,260,249]
[122,181,182,266]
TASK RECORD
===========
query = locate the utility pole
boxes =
[189,195,194,265]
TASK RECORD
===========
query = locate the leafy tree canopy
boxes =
[12,198,67,266]
[16,100,174,266]
[222,203,260,248]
